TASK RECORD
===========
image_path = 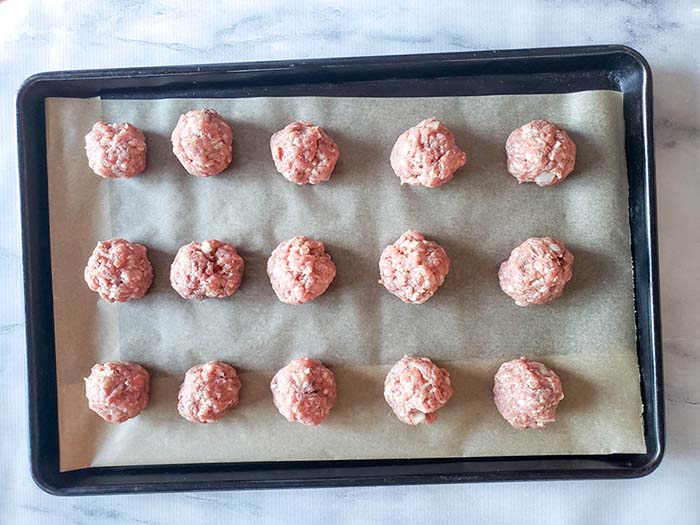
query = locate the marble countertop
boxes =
[1,1,698,523]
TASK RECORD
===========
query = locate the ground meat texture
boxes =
[84,121,147,179]
[270,358,336,426]
[493,356,564,429]
[85,362,150,423]
[267,236,336,304]
[384,356,453,425]
[84,238,153,303]
[171,109,233,177]
[177,362,241,423]
[390,117,467,188]
[379,230,450,304]
[498,237,574,306]
[270,121,340,185]
[170,240,245,300]
[505,119,576,187]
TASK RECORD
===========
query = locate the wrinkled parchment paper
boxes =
[45,92,645,472]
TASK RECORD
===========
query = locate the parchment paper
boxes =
[45,92,645,472]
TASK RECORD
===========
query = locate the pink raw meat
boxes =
[390,117,467,187]
[267,236,336,304]
[498,237,574,306]
[170,240,245,300]
[379,230,450,304]
[84,238,153,303]
[505,119,576,187]
[171,109,233,177]
[270,121,339,185]
[84,121,147,179]
[270,357,336,426]
[177,361,241,423]
[384,356,453,425]
[84,361,150,423]
[493,356,564,429]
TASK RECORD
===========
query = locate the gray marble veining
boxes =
[1,0,699,523]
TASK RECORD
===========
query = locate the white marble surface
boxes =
[1,0,698,523]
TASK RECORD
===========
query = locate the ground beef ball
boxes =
[390,117,467,187]
[84,238,153,303]
[177,361,241,423]
[384,356,453,425]
[84,121,147,179]
[84,362,150,423]
[171,109,233,177]
[270,121,340,185]
[505,119,576,187]
[270,358,336,426]
[379,230,450,304]
[267,236,336,304]
[493,356,564,429]
[498,237,574,306]
[170,240,245,300]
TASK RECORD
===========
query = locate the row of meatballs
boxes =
[84,232,575,307]
[85,355,564,429]
[85,109,577,188]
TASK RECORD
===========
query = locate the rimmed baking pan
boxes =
[17,45,663,495]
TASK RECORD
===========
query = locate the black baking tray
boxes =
[17,45,663,495]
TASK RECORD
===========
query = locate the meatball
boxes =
[270,121,340,185]
[84,238,153,303]
[267,236,336,304]
[505,119,576,187]
[177,361,241,423]
[493,356,564,429]
[84,121,147,179]
[384,356,453,425]
[84,361,150,423]
[379,230,450,304]
[270,358,336,426]
[171,109,233,177]
[170,240,245,300]
[390,117,467,187]
[498,237,574,306]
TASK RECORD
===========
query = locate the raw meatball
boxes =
[84,121,147,179]
[390,117,467,187]
[493,356,564,429]
[379,230,450,304]
[84,361,150,423]
[170,240,245,300]
[270,358,336,426]
[177,361,241,423]
[84,238,153,303]
[498,237,574,306]
[171,109,233,177]
[270,121,339,185]
[384,356,453,425]
[267,236,336,304]
[505,119,576,187]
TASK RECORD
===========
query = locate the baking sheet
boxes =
[45,92,645,472]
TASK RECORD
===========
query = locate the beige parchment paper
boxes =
[45,91,645,472]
